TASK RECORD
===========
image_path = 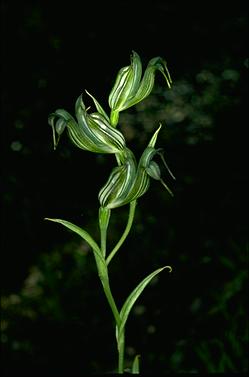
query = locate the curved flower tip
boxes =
[48,110,74,150]
[148,124,162,148]
[98,126,175,209]
[84,89,110,122]
[48,94,126,154]
[108,51,172,114]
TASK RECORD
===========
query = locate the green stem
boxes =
[110,110,119,127]
[98,201,137,373]
[100,228,107,257]
[99,202,137,373]
[118,330,125,374]
[100,275,120,326]
[106,200,137,266]
[99,207,111,258]
[98,207,125,372]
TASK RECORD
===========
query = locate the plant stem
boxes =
[118,330,125,374]
[106,200,137,266]
[98,201,137,373]
[100,275,120,326]
[99,207,111,258]
[98,207,125,372]
[110,109,119,127]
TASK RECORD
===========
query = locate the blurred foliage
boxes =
[118,62,245,175]
[1,0,248,375]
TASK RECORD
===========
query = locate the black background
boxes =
[1,0,248,375]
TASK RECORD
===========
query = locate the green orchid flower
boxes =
[48,91,126,154]
[109,51,172,126]
[99,125,175,209]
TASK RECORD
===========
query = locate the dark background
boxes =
[1,0,248,375]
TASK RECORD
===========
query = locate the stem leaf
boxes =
[131,354,140,374]
[118,266,171,341]
[44,218,105,265]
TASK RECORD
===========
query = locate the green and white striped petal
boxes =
[85,89,110,122]
[120,56,172,111]
[48,95,126,154]
[108,51,142,113]
[98,126,174,209]
[48,109,79,150]
[98,148,136,208]
[108,51,172,115]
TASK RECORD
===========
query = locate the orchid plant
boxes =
[46,51,174,374]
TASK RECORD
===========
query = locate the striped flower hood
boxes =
[48,51,174,209]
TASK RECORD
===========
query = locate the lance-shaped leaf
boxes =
[116,266,172,345]
[131,355,140,374]
[48,95,126,154]
[108,51,172,113]
[44,218,107,278]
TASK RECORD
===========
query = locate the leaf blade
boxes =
[44,217,104,264]
[131,354,140,374]
[118,266,171,339]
